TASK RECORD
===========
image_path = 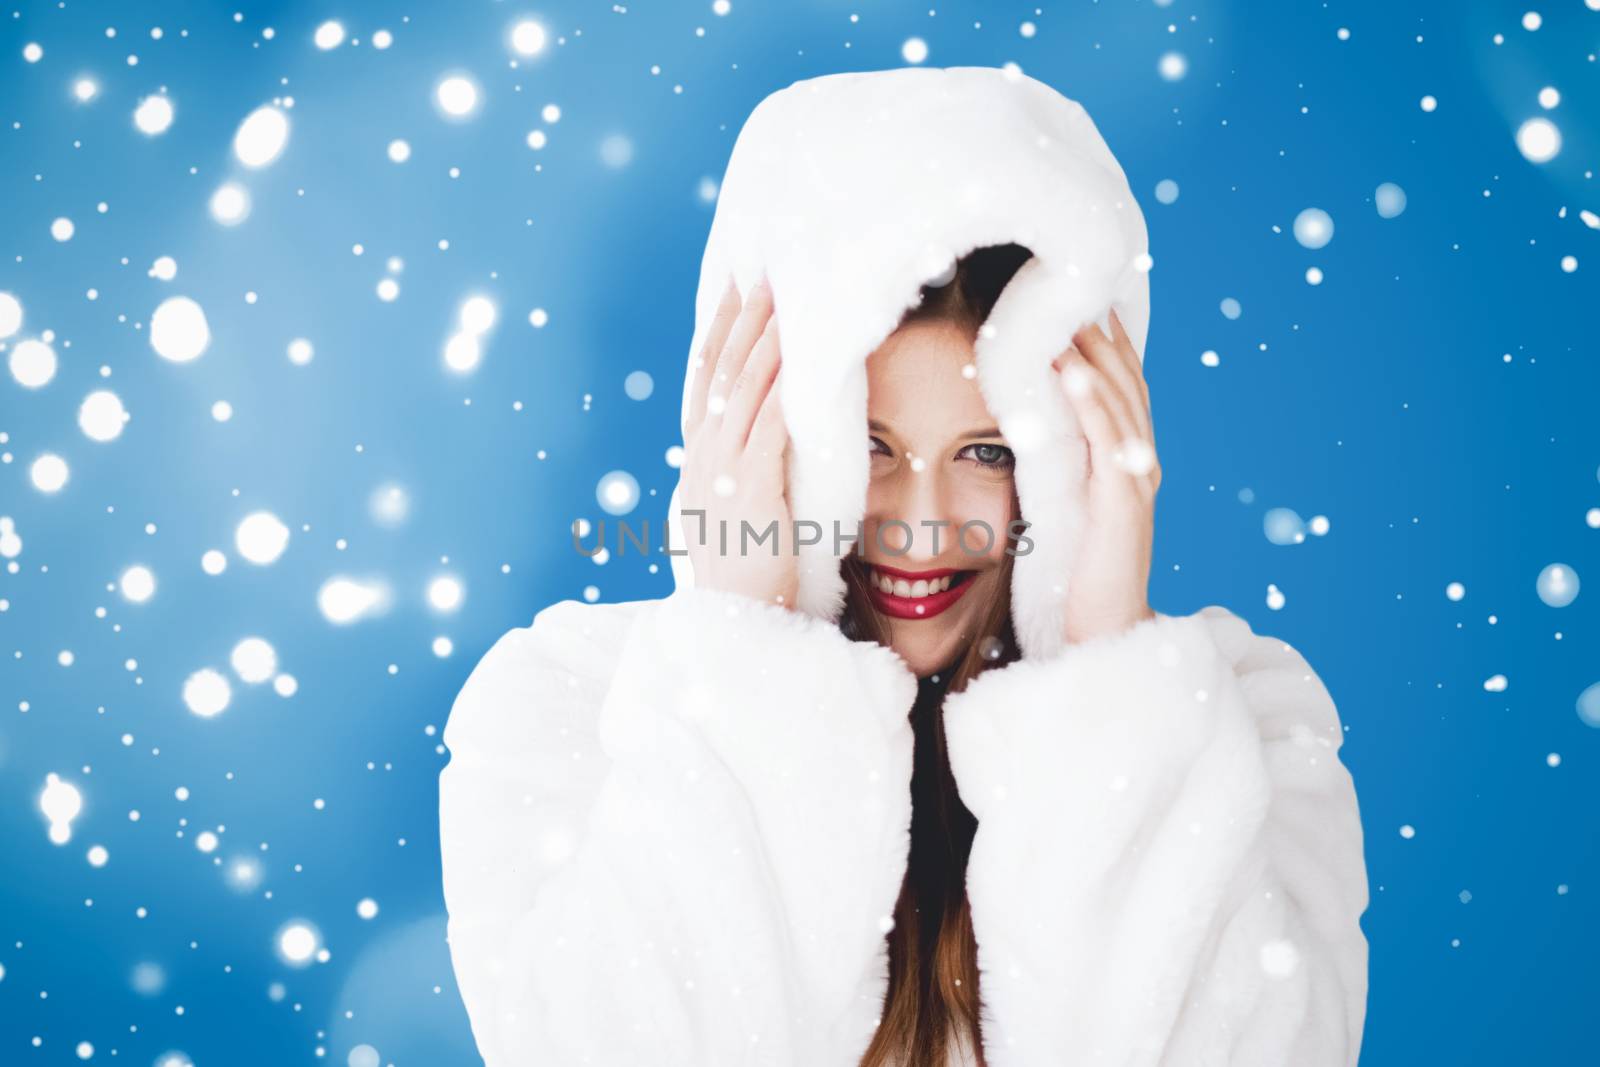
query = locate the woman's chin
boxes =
[882,606,982,679]
[890,641,957,679]
[860,563,1002,677]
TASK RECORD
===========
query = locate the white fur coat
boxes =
[438,589,1367,1065]
[438,65,1369,1066]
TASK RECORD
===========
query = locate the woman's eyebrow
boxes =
[867,419,1003,440]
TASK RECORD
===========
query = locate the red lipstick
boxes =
[862,562,978,621]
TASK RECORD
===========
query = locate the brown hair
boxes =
[842,243,1033,1067]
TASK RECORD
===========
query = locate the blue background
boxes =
[2,1,1597,1064]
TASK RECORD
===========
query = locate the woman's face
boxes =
[858,317,1017,678]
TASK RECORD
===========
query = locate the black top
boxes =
[904,659,976,982]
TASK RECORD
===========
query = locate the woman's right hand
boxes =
[679,273,799,610]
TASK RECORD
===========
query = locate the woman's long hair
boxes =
[844,243,1032,1067]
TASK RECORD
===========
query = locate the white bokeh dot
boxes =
[436,75,480,117]
[1516,117,1561,163]
[134,94,175,134]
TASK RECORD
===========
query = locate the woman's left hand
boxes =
[1051,307,1160,645]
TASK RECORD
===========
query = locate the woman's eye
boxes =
[960,443,1015,470]
[868,435,892,457]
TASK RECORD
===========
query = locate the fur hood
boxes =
[667,65,1152,660]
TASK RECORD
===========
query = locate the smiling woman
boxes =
[841,242,1033,684]
[439,65,1368,1067]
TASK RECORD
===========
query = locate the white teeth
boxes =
[871,568,962,598]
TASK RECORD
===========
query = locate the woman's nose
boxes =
[872,467,958,562]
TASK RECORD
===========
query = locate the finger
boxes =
[1104,308,1150,408]
[1101,309,1159,486]
[1074,318,1157,485]
[1105,308,1154,442]
[1089,380,1158,490]
[1068,331,1142,448]
[686,275,742,436]
[723,316,781,452]
[747,364,790,494]
[1073,315,1140,413]
[705,276,774,430]
[1058,348,1118,477]
[1059,347,1142,488]
[1074,319,1150,445]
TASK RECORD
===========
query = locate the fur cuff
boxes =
[942,611,1266,829]
[939,611,1275,1064]
[596,585,919,1054]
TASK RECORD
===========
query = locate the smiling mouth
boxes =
[863,563,979,621]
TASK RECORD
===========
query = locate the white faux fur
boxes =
[439,594,1368,1065]
[440,587,919,1065]
[667,66,1151,661]
[940,606,1368,1066]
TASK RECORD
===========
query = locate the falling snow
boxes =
[1,3,1596,1063]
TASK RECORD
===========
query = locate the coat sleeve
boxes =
[438,586,918,1067]
[940,606,1369,1067]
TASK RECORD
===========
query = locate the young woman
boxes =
[439,67,1369,1067]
